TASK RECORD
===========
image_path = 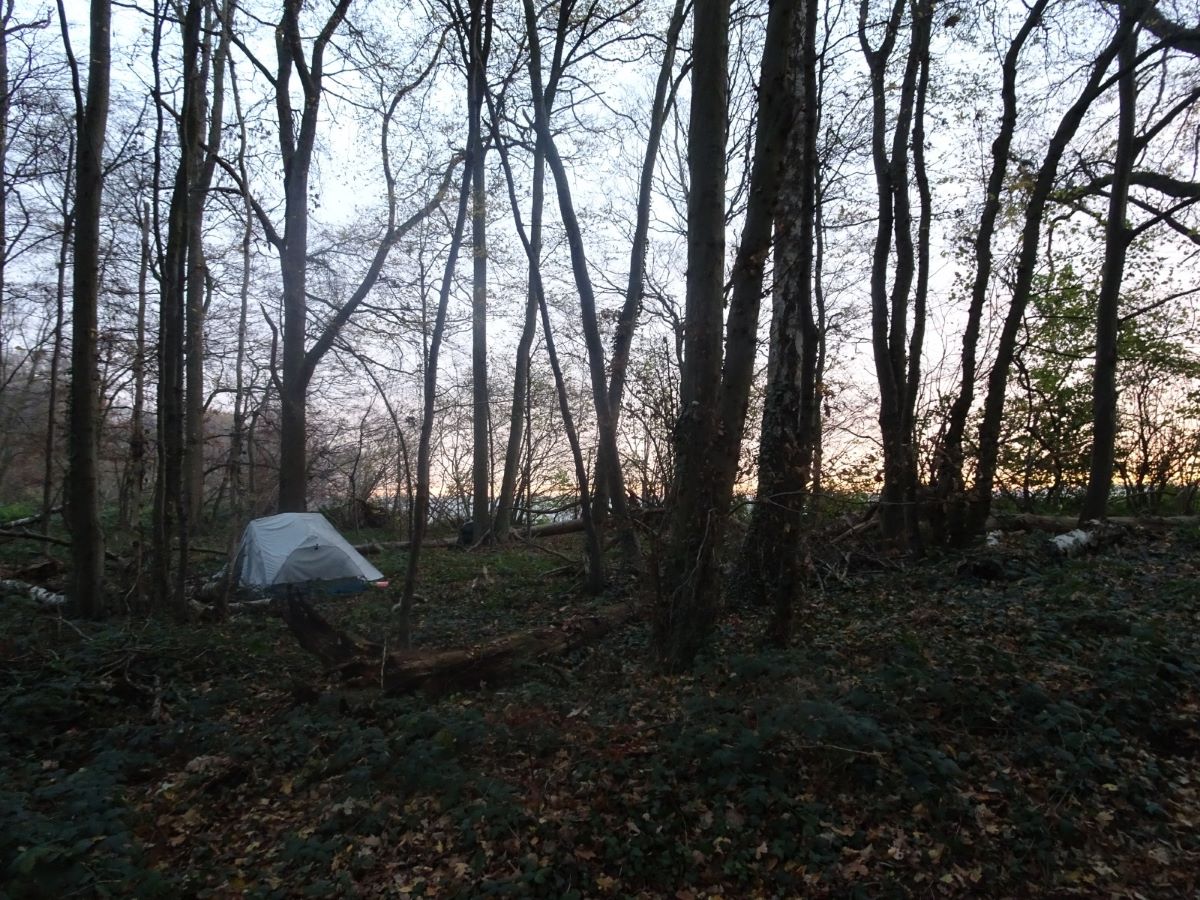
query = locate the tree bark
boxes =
[273,0,352,513]
[490,97,605,591]
[59,0,110,618]
[738,0,819,646]
[593,0,688,523]
[493,144,543,542]
[127,203,150,608]
[467,0,493,543]
[858,0,930,552]
[154,0,203,618]
[42,133,73,535]
[521,0,639,568]
[654,0,794,670]
[1081,15,1137,522]
[0,1,9,377]
[183,0,232,525]
[494,13,571,542]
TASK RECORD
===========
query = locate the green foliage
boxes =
[1001,262,1200,512]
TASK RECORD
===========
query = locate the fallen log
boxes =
[0,507,61,529]
[352,537,457,555]
[1047,522,1125,556]
[280,595,639,695]
[988,513,1200,533]
[0,579,67,606]
[352,511,669,554]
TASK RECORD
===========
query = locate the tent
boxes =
[233,513,383,590]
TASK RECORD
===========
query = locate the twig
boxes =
[0,528,122,561]
[511,530,575,564]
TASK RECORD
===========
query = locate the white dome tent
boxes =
[232,513,383,592]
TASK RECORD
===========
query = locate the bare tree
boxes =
[520,0,644,568]
[931,0,1052,541]
[857,0,932,552]
[222,0,451,513]
[489,84,605,589]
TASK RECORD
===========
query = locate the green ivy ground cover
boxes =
[1,530,1197,897]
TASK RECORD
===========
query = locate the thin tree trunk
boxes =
[125,203,149,608]
[858,0,928,551]
[901,0,932,551]
[490,94,604,590]
[220,92,253,618]
[1082,17,1137,522]
[593,0,687,523]
[155,0,203,618]
[398,166,472,647]
[466,0,493,543]
[183,0,231,526]
[42,134,73,535]
[493,148,544,541]
[0,1,9,374]
[493,12,574,541]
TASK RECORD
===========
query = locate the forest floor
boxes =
[2,523,1199,898]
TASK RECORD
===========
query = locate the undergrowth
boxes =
[1,529,1198,897]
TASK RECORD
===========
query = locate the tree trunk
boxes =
[653,0,732,670]
[127,204,150,608]
[593,0,687,524]
[0,1,8,379]
[274,0,352,513]
[738,0,819,646]
[468,0,492,543]
[858,0,930,552]
[61,0,111,618]
[1081,16,1137,522]
[490,104,605,591]
[491,145,541,542]
[269,0,445,513]
[654,0,794,670]
[182,0,231,526]
[932,0,1051,543]
[42,134,73,535]
[154,0,205,618]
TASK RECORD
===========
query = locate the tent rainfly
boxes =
[233,513,383,588]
